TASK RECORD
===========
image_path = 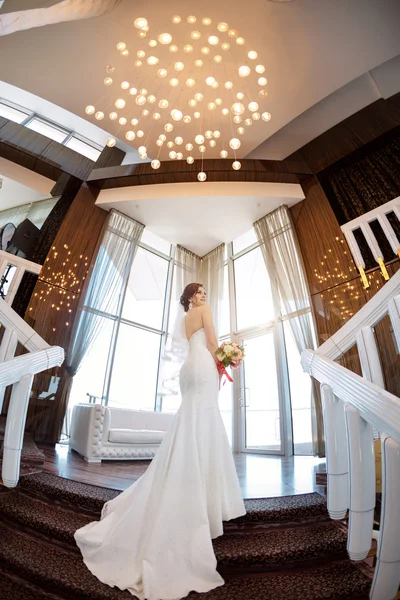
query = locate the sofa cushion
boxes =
[108,428,165,444]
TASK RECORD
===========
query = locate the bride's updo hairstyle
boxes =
[180,283,204,313]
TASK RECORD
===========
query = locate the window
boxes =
[65,137,101,162]
[234,247,275,330]
[141,229,171,256]
[233,227,258,254]
[108,324,161,411]
[122,247,169,330]
[26,118,68,143]
[0,102,30,124]
[219,264,230,337]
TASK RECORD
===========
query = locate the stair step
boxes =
[0,491,92,547]
[0,523,371,600]
[18,472,120,514]
[215,521,348,571]
[0,567,62,600]
[0,524,133,600]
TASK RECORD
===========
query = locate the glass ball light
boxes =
[221,42,230,51]
[237,127,245,134]
[95,111,104,120]
[236,92,245,100]
[211,81,219,89]
[106,65,115,73]
[174,61,184,71]
[171,109,183,121]
[245,118,253,126]
[186,78,196,87]
[262,112,271,121]
[187,15,196,24]
[176,152,183,160]
[191,31,201,40]
[137,130,144,137]
[209,140,216,147]
[236,37,245,45]
[255,64,265,74]
[106,137,116,147]
[195,134,205,144]
[175,136,183,145]
[121,49,129,56]
[169,151,177,159]
[156,139,163,147]
[194,92,203,101]
[115,99,126,109]
[167,141,174,148]
[194,59,203,67]
[217,22,229,32]
[220,150,228,158]
[129,87,138,95]
[205,130,213,139]
[253,112,260,120]
[158,69,167,78]
[259,89,268,98]
[215,98,222,105]
[231,102,245,115]
[126,131,135,140]
[221,108,229,116]
[141,109,149,116]
[164,123,174,132]
[248,51,258,60]
[134,18,148,29]
[172,15,181,23]
[183,115,191,124]
[104,77,113,86]
[194,111,201,118]
[135,60,142,67]
[233,115,242,123]
[85,105,95,115]
[214,55,222,63]
[186,143,193,151]
[207,102,216,110]
[138,31,146,39]
[149,39,157,47]
[109,112,117,120]
[158,33,172,44]
[116,42,126,51]
[201,46,210,55]
[159,134,166,141]
[159,99,169,108]
[214,130,221,138]
[258,77,267,86]
[136,95,146,105]
[232,160,241,170]
[202,17,211,25]
[184,44,193,53]
[169,45,178,52]
[147,95,156,103]
[225,81,233,90]
[140,88,148,96]
[238,65,251,77]
[187,156,194,164]
[228,29,237,38]
[208,36,219,45]
[248,101,259,112]
[170,78,179,87]
[138,146,147,155]
[119,117,127,125]
[147,56,159,65]
[189,99,197,108]
[151,159,161,169]
[137,50,145,58]
[205,76,215,86]
[229,138,241,150]
[197,172,207,182]
[131,118,139,126]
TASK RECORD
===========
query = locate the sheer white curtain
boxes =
[254,206,324,456]
[58,210,144,439]
[200,243,225,338]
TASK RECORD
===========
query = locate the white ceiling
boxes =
[0,0,399,162]
[96,181,304,255]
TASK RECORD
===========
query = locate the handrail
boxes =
[0,297,48,352]
[317,268,400,360]
[0,250,42,276]
[0,346,64,388]
[302,349,400,443]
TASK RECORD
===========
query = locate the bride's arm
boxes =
[201,305,219,361]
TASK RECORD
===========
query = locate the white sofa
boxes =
[69,403,175,463]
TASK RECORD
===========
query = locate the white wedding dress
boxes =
[75,327,246,600]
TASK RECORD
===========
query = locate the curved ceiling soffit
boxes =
[0,0,122,37]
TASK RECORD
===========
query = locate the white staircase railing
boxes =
[0,255,64,488]
[0,250,42,306]
[303,268,400,600]
[341,197,400,287]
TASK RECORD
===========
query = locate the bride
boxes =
[74,282,246,600]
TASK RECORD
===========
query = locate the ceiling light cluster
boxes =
[85,15,271,182]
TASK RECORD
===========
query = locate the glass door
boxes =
[239,328,285,454]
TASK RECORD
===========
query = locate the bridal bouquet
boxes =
[216,341,245,384]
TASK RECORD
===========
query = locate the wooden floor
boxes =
[39,444,326,499]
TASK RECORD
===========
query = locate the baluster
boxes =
[370,435,400,600]
[388,295,400,354]
[320,384,348,519]
[356,326,385,388]
[2,373,34,488]
[0,328,18,413]
[345,405,375,560]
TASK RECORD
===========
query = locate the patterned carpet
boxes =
[0,472,373,600]
[0,425,45,477]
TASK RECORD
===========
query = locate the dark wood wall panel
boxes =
[0,117,94,180]
[287,93,400,174]
[290,176,355,296]
[21,184,108,442]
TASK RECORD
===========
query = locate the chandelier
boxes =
[85,15,271,182]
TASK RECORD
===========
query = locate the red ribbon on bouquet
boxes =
[216,360,233,386]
